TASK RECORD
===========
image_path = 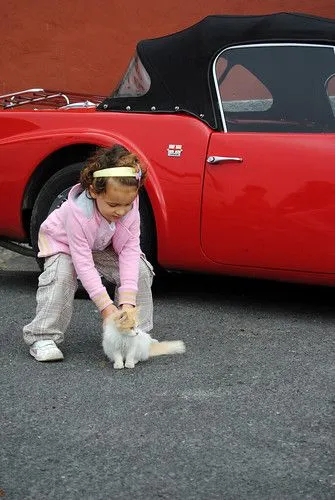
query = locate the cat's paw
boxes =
[125,360,135,369]
[113,361,124,369]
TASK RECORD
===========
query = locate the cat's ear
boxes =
[118,307,138,331]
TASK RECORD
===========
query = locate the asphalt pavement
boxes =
[0,248,334,499]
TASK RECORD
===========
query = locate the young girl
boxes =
[23,145,154,361]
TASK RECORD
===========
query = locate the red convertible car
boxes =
[1,12,335,285]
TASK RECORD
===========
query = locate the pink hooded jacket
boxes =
[37,184,141,311]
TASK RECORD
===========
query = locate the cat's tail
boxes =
[148,340,185,357]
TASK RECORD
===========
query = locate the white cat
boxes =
[102,309,185,369]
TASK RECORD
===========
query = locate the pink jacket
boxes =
[38,184,141,311]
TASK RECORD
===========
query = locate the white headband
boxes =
[93,167,140,178]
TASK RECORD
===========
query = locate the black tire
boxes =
[30,163,157,268]
[139,189,157,265]
[30,163,83,268]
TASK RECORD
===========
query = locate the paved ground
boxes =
[0,249,334,499]
[0,247,39,272]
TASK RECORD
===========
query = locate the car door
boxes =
[201,43,335,274]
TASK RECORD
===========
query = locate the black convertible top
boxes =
[99,12,335,128]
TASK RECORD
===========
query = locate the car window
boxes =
[214,44,335,133]
[327,74,335,116]
[112,54,151,98]
[219,60,273,113]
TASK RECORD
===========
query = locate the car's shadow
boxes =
[1,268,335,316]
[152,270,335,315]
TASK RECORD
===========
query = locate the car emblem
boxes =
[167,144,183,157]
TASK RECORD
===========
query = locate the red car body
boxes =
[1,13,335,286]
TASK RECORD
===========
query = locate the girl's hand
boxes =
[101,304,119,321]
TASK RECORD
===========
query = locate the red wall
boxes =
[1,0,334,97]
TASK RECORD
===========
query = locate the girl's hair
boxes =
[80,144,147,194]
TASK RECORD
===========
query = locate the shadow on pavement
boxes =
[1,266,335,316]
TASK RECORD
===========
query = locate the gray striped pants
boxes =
[23,249,154,345]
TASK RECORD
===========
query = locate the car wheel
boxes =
[30,163,157,268]
[30,163,83,268]
[139,190,157,266]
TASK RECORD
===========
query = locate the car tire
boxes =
[30,163,157,269]
[30,163,83,268]
[139,190,157,266]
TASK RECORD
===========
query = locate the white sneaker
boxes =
[29,340,64,362]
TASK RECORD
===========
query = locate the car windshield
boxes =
[112,54,151,98]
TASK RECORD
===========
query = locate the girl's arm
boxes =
[117,211,141,306]
[64,212,115,314]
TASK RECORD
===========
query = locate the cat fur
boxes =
[102,308,185,369]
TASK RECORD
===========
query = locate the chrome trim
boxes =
[212,42,335,133]
[0,88,44,98]
[0,88,70,109]
[207,156,243,164]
